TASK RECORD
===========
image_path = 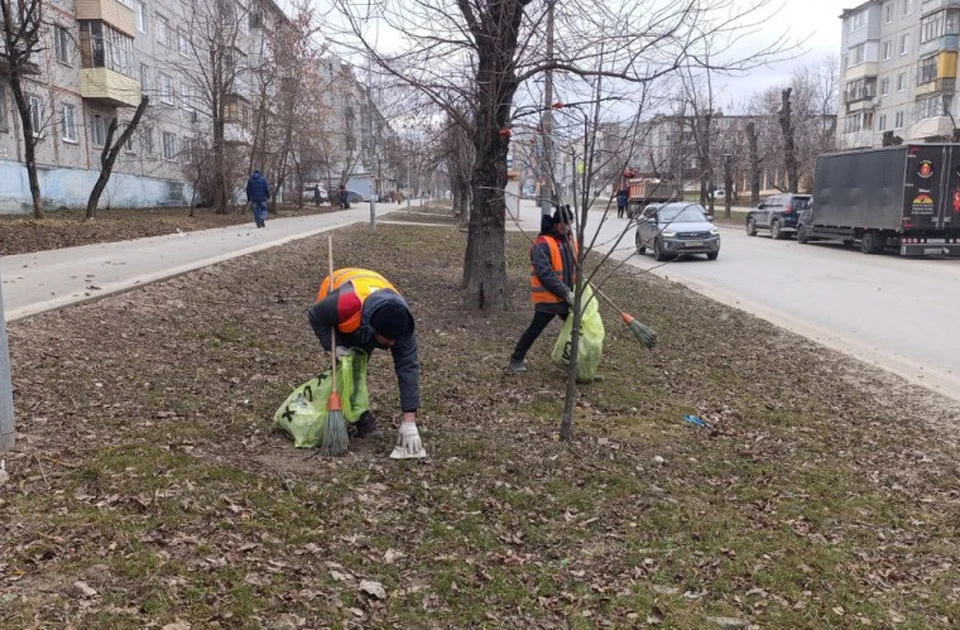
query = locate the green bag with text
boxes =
[552,285,605,383]
[274,350,370,448]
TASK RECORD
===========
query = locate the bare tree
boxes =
[1,0,45,217]
[746,120,760,204]
[175,0,247,214]
[86,97,150,218]
[335,0,787,311]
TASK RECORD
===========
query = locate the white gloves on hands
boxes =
[390,422,427,460]
[335,345,350,360]
[565,290,576,306]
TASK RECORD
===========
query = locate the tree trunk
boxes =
[780,88,799,193]
[8,76,43,218]
[87,97,149,219]
[723,153,733,219]
[213,115,228,214]
[747,121,760,205]
[462,132,509,310]
[559,288,583,441]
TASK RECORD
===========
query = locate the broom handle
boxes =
[328,235,337,393]
[588,282,625,316]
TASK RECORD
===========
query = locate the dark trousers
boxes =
[511,310,568,362]
[617,204,626,219]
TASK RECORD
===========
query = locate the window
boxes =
[140,63,150,92]
[55,26,70,64]
[897,72,907,91]
[895,110,905,128]
[900,33,910,55]
[178,30,189,56]
[885,1,894,23]
[916,94,951,119]
[918,55,938,84]
[162,131,177,159]
[850,10,866,31]
[880,77,890,95]
[91,114,108,147]
[921,10,960,44]
[156,14,169,45]
[79,21,135,77]
[878,114,888,131]
[882,41,892,60]
[851,43,865,65]
[136,1,147,33]
[843,112,875,134]
[60,103,77,142]
[159,72,173,104]
[28,95,42,136]
[902,0,912,16]
[845,77,877,103]
[125,132,135,152]
[142,126,154,154]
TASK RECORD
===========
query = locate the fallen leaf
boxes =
[359,579,387,600]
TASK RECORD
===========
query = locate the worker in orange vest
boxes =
[309,268,426,459]
[508,206,578,373]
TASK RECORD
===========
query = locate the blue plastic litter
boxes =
[684,415,713,430]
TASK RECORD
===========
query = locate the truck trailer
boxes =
[800,144,960,256]
[625,177,684,218]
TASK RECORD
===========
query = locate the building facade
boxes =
[839,0,960,149]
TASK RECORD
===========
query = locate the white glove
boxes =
[565,290,575,306]
[335,346,350,360]
[390,422,427,460]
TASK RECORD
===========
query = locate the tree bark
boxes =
[746,121,760,205]
[8,76,43,218]
[723,153,733,219]
[86,97,150,219]
[780,88,799,193]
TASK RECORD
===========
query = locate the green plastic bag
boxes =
[274,350,370,448]
[552,285,605,383]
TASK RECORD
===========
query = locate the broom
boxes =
[589,283,658,349]
[320,235,349,456]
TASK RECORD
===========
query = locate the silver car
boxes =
[635,202,721,261]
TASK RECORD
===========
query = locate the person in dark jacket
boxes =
[508,206,577,373]
[308,268,426,459]
[616,187,629,219]
[338,184,350,210]
[246,170,270,228]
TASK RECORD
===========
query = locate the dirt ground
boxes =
[1,222,959,628]
[0,204,338,257]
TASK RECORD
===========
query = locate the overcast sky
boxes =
[291,0,845,108]
[715,0,843,105]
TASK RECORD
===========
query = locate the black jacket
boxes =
[308,288,420,413]
[532,215,576,314]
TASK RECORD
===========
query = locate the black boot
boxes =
[354,411,382,439]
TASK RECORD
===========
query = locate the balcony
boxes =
[844,62,879,81]
[908,115,954,139]
[920,34,960,56]
[922,0,960,17]
[80,67,141,107]
[224,122,252,145]
[76,0,136,37]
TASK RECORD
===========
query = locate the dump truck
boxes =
[625,177,683,218]
[801,144,960,256]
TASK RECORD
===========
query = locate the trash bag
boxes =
[552,285,605,383]
[274,350,369,448]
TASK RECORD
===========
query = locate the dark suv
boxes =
[745,193,812,240]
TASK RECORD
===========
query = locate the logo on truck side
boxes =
[912,193,935,215]
[919,160,935,178]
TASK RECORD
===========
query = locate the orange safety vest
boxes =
[316,268,398,334]
[530,235,578,303]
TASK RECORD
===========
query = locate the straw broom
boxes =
[589,283,658,349]
[320,235,349,456]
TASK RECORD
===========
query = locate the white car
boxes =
[301,184,328,202]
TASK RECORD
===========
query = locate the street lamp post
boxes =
[0,271,16,452]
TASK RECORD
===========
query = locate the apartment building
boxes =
[839,0,960,148]
[0,0,292,212]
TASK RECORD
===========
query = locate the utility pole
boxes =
[540,0,556,216]
[0,270,15,452]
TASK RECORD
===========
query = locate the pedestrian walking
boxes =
[339,184,350,210]
[309,268,427,459]
[617,186,629,219]
[246,170,270,228]
[312,186,322,207]
[508,206,578,373]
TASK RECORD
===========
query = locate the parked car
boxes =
[635,202,721,261]
[345,189,365,203]
[301,184,328,203]
[745,193,812,240]
[711,189,726,199]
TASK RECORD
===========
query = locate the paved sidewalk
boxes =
[1,205,400,322]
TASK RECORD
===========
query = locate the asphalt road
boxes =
[516,201,960,401]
